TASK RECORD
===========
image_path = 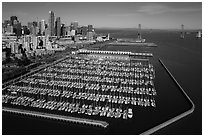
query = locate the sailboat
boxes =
[135,24,146,43]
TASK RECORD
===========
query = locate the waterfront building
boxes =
[55,17,61,37]
[48,11,55,36]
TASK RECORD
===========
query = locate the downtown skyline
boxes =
[2,2,202,30]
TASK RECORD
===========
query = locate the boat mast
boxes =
[138,24,142,39]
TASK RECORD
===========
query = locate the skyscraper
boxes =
[48,11,55,36]
[61,24,65,36]
[27,22,33,33]
[32,21,38,36]
[55,17,61,37]
[38,21,42,35]
[41,20,46,36]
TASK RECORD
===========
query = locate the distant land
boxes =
[95,27,202,31]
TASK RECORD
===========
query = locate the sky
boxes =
[2,2,202,29]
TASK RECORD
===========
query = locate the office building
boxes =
[22,26,30,35]
[88,25,93,32]
[87,32,94,41]
[65,26,71,36]
[77,27,82,35]
[10,16,18,25]
[13,22,22,37]
[41,20,46,35]
[70,30,76,36]
[81,26,88,36]
[55,17,61,37]
[27,22,33,33]
[38,21,42,35]
[5,24,13,34]
[71,21,78,30]
[61,24,65,36]
[48,11,55,36]
[4,20,11,26]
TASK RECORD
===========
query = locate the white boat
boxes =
[196,31,202,38]
[135,38,146,43]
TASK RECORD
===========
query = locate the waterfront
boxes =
[3,30,201,134]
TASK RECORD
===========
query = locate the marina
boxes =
[2,46,194,134]
[2,49,157,126]
[2,2,201,135]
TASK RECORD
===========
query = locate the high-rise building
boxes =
[22,26,30,35]
[38,21,42,35]
[77,27,82,35]
[31,21,37,36]
[27,22,33,33]
[65,26,71,36]
[41,20,46,35]
[33,21,37,27]
[48,11,55,36]
[61,24,65,36]
[10,16,17,25]
[13,22,22,37]
[71,21,78,30]
[55,17,61,37]
[81,26,88,36]
[4,20,11,26]
[88,25,93,32]
[87,32,94,41]
[5,24,13,34]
